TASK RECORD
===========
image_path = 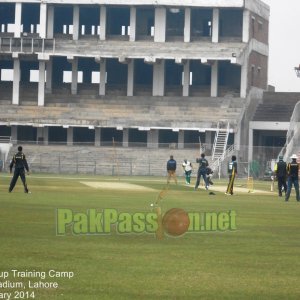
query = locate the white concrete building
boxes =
[0,0,269,151]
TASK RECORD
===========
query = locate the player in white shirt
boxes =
[182,159,193,185]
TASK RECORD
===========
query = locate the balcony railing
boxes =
[0,37,55,54]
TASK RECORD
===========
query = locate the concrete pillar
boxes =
[67,127,73,146]
[184,8,191,43]
[38,60,46,106]
[44,127,49,145]
[47,5,54,39]
[100,6,106,41]
[127,59,134,96]
[73,5,80,40]
[242,9,250,43]
[99,58,106,96]
[14,3,22,38]
[129,7,136,42]
[153,60,165,96]
[248,127,253,163]
[123,128,129,147]
[154,7,166,42]
[37,127,43,143]
[178,130,184,149]
[71,58,78,95]
[205,131,212,150]
[12,58,20,105]
[46,57,53,93]
[183,60,190,96]
[11,126,17,143]
[39,3,47,39]
[95,127,101,146]
[212,8,219,43]
[211,60,218,97]
[147,129,159,148]
[240,59,248,98]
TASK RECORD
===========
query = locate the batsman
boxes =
[226,155,237,195]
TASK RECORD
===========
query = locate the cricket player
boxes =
[226,155,237,195]
[167,155,177,184]
[9,146,30,193]
[274,155,287,197]
[194,153,209,190]
[285,154,299,202]
[182,159,193,185]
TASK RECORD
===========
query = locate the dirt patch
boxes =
[80,181,156,192]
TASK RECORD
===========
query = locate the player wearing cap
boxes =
[285,154,299,202]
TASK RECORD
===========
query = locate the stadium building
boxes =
[0,0,280,175]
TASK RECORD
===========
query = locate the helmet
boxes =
[278,155,283,160]
[291,154,298,159]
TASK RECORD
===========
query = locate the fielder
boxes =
[285,154,299,202]
[182,159,193,185]
[9,146,30,193]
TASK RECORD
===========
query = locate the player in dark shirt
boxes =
[167,155,177,184]
[226,155,237,195]
[9,146,30,193]
[285,154,299,202]
[274,155,287,197]
[194,153,209,190]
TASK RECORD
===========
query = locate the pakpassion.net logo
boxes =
[56,208,237,238]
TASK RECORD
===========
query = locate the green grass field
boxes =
[1,174,300,300]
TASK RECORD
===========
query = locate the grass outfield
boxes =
[1,174,300,300]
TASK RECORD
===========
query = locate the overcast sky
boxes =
[263,0,300,92]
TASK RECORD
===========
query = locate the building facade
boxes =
[0,0,269,150]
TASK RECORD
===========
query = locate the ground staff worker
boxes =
[274,155,287,197]
[226,155,237,195]
[285,154,299,202]
[194,153,208,190]
[9,146,30,193]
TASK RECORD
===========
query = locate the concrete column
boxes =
[240,59,248,98]
[71,58,78,95]
[44,127,49,145]
[147,129,159,148]
[184,8,191,43]
[100,6,106,41]
[73,5,80,40]
[14,3,22,38]
[38,60,46,106]
[127,59,134,96]
[39,3,47,39]
[205,131,212,150]
[46,57,53,93]
[212,8,219,43]
[37,127,43,143]
[154,7,166,42]
[153,60,165,96]
[248,127,253,163]
[211,61,218,97]
[47,5,54,38]
[123,128,129,147]
[11,126,18,143]
[67,127,73,146]
[129,7,136,42]
[99,58,106,96]
[95,127,101,146]
[178,130,184,149]
[183,60,190,96]
[242,9,250,43]
[12,58,20,105]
